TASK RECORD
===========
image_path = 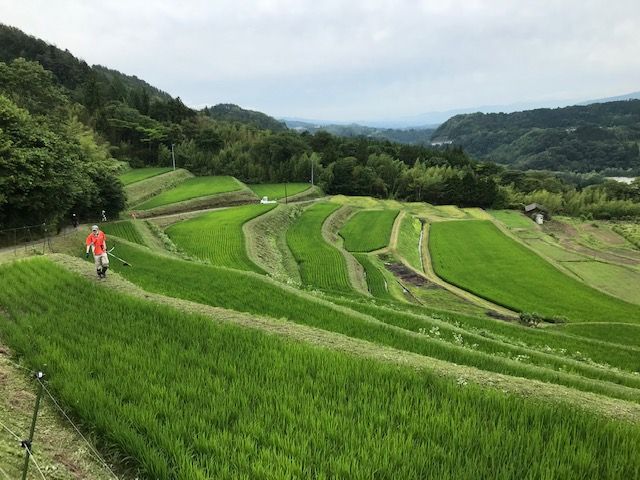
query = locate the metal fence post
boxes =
[21,371,44,480]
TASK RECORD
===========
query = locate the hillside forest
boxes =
[1,24,639,230]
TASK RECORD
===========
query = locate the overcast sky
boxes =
[2,0,639,122]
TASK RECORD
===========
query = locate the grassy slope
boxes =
[101,220,146,246]
[287,202,353,292]
[396,214,423,271]
[135,176,243,210]
[2,261,639,478]
[562,261,640,305]
[248,183,310,200]
[166,204,275,272]
[489,209,536,229]
[339,210,399,252]
[119,167,173,185]
[429,220,640,323]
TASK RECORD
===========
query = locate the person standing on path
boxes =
[85,225,109,278]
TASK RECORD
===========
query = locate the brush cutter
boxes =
[107,247,132,267]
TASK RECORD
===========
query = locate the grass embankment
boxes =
[125,168,193,206]
[339,210,399,252]
[429,220,640,323]
[612,222,640,249]
[248,183,310,200]
[119,167,173,186]
[101,220,146,246]
[557,324,640,350]
[396,214,423,271]
[287,202,353,292]
[135,176,243,210]
[88,243,640,400]
[166,204,275,272]
[1,259,640,479]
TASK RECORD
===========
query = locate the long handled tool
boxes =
[107,247,132,267]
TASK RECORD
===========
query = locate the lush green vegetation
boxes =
[429,220,640,322]
[2,260,640,479]
[562,261,640,305]
[353,253,394,299]
[100,221,145,246]
[340,210,399,252]
[558,324,640,350]
[135,176,242,210]
[119,167,173,185]
[93,243,640,399]
[166,204,275,272]
[204,103,286,131]
[247,183,310,200]
[433,100,640,172]
[396,214,423,271]
[489,209,535,229]
[287,202,353,291]
[612,222,640,249]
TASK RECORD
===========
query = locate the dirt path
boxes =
[46,254,640,424]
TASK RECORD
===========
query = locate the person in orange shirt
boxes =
[85,225,109,279]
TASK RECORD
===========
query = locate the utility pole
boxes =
[21,372,44,480]
[284,182,288,205]
[171,143,176,171]
[311,160,314,187]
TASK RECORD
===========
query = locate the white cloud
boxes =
[1,0,639,121]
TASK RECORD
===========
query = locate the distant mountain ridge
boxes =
[205,103,286,131]
[432,100,640,173]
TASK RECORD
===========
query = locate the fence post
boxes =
[21,371,44,480]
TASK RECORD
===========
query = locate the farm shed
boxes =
[524,203,550,224]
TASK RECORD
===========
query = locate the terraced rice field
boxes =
[561,261,640,305]
[97,243,640,400]
[339,210,399,252]
[287,202,353,291]
[100,220,145,245]
[248,183,310,200]
[135,176,243,210]
[166,204,274,272]
[2,261,639,478]
[396,214,423,271]
[429,220,640,323]
[119,167,173,185]
[353,253,393,299]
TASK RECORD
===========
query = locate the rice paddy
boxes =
[396,214,423,271]
[429,220,640,323]
[339,210,399,252]
[166,204,275,272]
[135,176,243,210]
[286,202,353,291]
[2,260,639,479]
[248,183,311,200]
[100,220,146,246]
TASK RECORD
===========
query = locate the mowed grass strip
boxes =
[119,167,173,185]
[340,210,399,252]
[100,221,145,246]
[489,209,536,229]
[429,220,640,323]
[287,202,353,291]
[353,253,393,299]
[2,261,640,479]
[166,204,275,272]
[135,176,242,210]
[396,214,423,271]
[248,183,310,200]
[97,244,640,401]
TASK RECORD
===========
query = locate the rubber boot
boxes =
[97,268,103,278]
[102,266,108,278]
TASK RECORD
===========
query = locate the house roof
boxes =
[525,203,543,212]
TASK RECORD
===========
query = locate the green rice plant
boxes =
[93,243,640,401]
[166,204,275,272]
[119,167,173,185]
[353,253,393,299]
[135,176,243,210]
[286,202,353,291]
[396,214,423,271]
[248,183,310,200]
[429,220,640,323]
[100,221,145,246]
[561,261,640,305]
[339,210,399,252]
[2,260,639,479]
[558,323,640,349]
